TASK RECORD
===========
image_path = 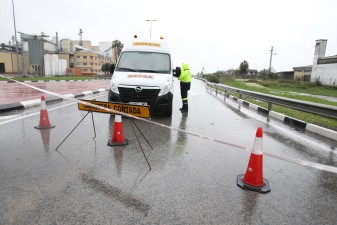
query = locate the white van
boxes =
[108,36,180,117]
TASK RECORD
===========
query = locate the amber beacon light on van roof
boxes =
[131,35,164,48]
[133,34,164,39]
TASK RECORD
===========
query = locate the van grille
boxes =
[118,87,160,106]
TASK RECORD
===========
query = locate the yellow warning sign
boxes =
[78,100,150,118]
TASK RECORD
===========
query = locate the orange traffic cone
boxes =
[34,96,55,129]
[107,115,128,146]
[237,127,271,193]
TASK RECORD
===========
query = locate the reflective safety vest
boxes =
[179,63,192,83]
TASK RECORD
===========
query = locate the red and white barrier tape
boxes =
[1,75,337,174]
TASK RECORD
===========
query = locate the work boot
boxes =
[180,103,188,112]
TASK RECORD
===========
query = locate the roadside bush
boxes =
[314,79,323,87]
[205,75,219,83]
[258,80,317,89]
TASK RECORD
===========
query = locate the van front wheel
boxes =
[163,98,173,117]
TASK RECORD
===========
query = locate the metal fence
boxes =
[204,80,337,120]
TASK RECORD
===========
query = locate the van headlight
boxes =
[159,78,172,96]
[110,78,119,94]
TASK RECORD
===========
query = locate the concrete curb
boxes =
[0,88,109,113]
[207,86,337,141]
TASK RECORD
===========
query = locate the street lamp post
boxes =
[11,0,20,77]
[146,19,156,38]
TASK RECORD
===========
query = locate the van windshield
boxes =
[116,51,171,74]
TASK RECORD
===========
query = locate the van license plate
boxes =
[129,102,147,106]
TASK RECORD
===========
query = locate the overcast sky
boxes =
[1,0,337,73]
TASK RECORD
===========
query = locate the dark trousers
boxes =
[180,82,191,111]
[180,82,191,99]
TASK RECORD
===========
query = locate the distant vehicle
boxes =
[108,36,180,117]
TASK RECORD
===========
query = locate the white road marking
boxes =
[0,115,20,120]
[0,93,107,126]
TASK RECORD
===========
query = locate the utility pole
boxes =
[20,34,27,76]
[268,46,277,75]
[268,46,273,75]
[11,0,20,77]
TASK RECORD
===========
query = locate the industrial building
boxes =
[0,31,113,76]
[292,39,337,86]
[310,39,337,86]
[293,66,312,82]
[0,51,29,74]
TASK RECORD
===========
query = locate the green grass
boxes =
[258,80,337,97]
[218,77,337,107]
[208,77,337,131]
[246,98,337,131]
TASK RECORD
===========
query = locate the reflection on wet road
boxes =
[0,79,337,224]
[80,173,150,215]
[0,80,110,104]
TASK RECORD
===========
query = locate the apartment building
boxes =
[60,39,112,75]
[74,51,111,75]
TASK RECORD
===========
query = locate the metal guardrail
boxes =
[204,80,337,120]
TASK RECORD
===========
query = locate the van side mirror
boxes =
[110,64,115,75]
[173,66,181,77]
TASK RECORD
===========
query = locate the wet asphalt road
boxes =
[0,80,110,104]
[0,79,337,225]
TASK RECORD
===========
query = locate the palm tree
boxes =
[240,60,249,81]
[112,40,124,64]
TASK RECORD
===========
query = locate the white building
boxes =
[310,39,337,86]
